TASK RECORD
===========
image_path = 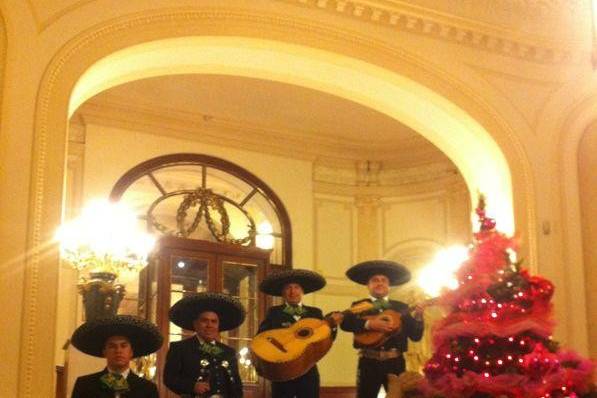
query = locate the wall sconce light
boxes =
[55,199,155,320]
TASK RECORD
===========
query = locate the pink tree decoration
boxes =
[420,195,594,398]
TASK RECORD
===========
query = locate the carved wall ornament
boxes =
[278,0,584,64]
[147,187,257,245]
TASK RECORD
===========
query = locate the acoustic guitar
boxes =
[353,298,437,348]
[250,301,373,382]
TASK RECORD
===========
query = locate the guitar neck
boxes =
[323,301,376,326]
[408,296,439,311]
[326,297,437,323]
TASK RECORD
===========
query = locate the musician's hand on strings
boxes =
[367,317,395,332]
[412,304,425,321]
[194,381,210,394]
[326,311,344,326]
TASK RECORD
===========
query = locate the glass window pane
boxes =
[205,167,254,201]
[271,236,284,264]
[120,175,162,215]
[220,298,257,339]
[221,261,258,384]
[169,255,209,341]
[152,164,205,191]
[170,255,209,293]
[243,192,280,234]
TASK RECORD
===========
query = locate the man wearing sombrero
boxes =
[164,292,244,398]
[258,268,335,398]
[340,260,425,398]
[70,315,163,398]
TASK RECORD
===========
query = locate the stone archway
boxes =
[554,93,597,357]
[21,10,533,397]
[70,36,515,234]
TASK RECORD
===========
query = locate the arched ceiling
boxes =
[78,74,454,167]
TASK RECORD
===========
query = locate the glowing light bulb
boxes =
[256,221,275,250]
[418,246,468,297]
[55,198,155,274]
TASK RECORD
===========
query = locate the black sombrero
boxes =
[169,292,245,332]
[259,269,326,296]
[346,260,411,286]
[71,315,163,358]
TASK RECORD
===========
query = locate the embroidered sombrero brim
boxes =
[346,260,411,286]
[259,269,326,296]
[169,292,245,332]
[71,315,163,358]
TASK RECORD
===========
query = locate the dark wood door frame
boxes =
[152,237,271,398]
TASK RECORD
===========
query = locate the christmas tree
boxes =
[421,196,594,398]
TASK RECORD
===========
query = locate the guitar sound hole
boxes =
[296,328,313,339]
[267,337,288,353]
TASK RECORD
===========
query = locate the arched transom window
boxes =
[110,153,291,265]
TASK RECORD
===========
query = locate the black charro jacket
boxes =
[340,298,424,351]
[163,336,243,398]
[71,368,159,398]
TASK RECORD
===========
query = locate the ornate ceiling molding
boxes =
[313,160,463,188]
[277,0,585,64]
[76,99,447,166]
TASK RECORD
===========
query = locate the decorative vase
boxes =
[77,271,126,321]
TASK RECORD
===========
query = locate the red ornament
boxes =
[529,276,554,301]
[522,344,561,380]
[481,218,496,231]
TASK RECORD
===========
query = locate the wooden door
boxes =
[144,236,270,398]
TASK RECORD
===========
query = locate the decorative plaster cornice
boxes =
[76,99,446,165]
[313,160,461,187]
[278,0,584,64]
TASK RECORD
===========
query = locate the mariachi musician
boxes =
[70,315,163,398]
[258,269,337,398]
[164,292,245,398]
[340,260,425,398]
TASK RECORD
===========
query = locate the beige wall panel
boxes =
[445,187,472,244]
[578,123,597,359]
[314,196,354,278]
[0,10,22,398]
[312,292,359,387]
[0,5,55,397]
[382,195,447,251]
[65,347,105,397]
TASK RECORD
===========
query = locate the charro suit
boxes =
[340,298,424,398]
[71,369,159,398]
[258,304,335,398]
[164,336,243,398]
